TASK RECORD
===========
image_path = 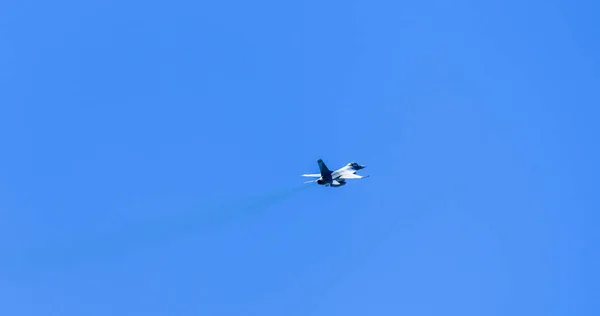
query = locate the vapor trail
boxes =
[4,184,314,275]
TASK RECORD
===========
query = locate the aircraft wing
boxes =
[301,173,321,177]
[339,173,369,180]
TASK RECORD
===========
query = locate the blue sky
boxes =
[1,0,598,315]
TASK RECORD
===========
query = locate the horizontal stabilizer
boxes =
[301,173,321,177]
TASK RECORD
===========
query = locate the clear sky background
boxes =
[1,0,599,315]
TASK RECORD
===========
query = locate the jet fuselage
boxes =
[315,160,366,187]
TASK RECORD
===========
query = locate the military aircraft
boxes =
[301,159,368,187]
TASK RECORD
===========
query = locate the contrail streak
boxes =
[3,184,315,276]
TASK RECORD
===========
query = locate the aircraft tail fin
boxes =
[317,159,332,177]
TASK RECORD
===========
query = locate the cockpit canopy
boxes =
[348,162,363,169]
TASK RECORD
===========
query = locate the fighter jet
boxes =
[301,159,368,187]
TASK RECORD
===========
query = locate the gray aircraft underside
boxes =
[301,159,368,187]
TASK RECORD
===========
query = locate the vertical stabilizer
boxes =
[317,159,333,181]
